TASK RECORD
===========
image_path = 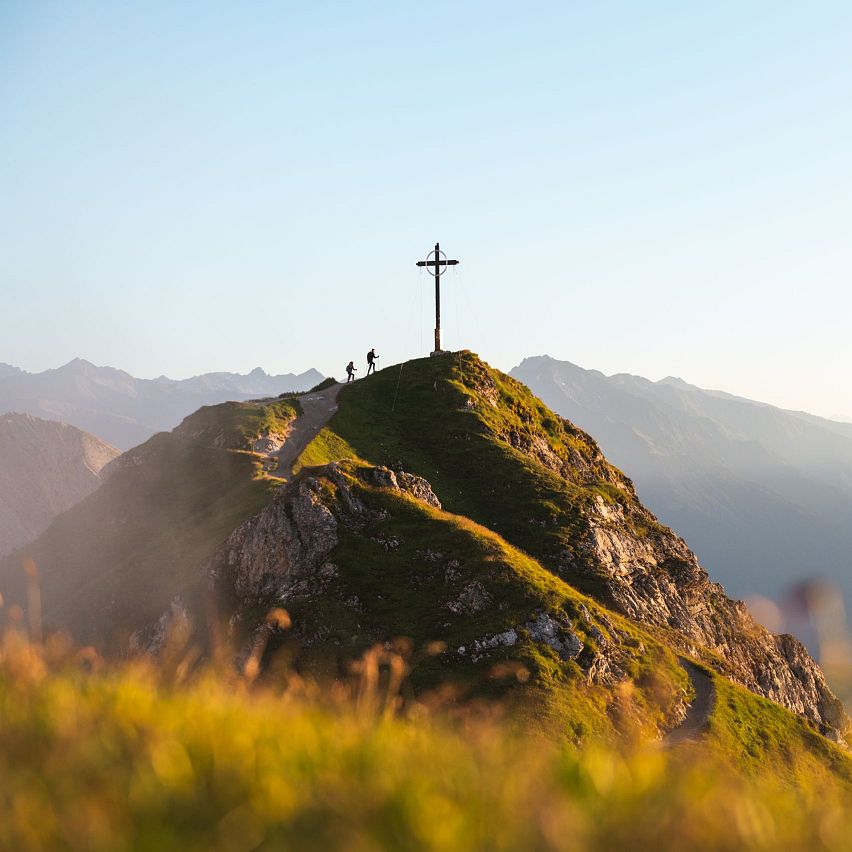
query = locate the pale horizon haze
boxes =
[2,2,852,419]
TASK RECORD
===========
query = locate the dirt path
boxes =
[264,383,344,481]
[665,658,715,746]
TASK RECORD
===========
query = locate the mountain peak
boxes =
[517,354,577,369]
[55,357,100,376]
[658,375,697,390]
[0,363,24,379]
[66,357,95,368]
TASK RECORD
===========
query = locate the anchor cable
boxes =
[392,361,404,413]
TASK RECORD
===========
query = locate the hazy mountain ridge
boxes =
[510,355,852,617]
[0,413,120,557]
[0,359,324,450]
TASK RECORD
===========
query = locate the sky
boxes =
[2,2,852,417]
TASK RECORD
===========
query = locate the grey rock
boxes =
[417,548,445,563]
[371,467,399,489]
[397,471,442,508]
[525,612,583,661]
[444,563,462,583]
[372,466,442,508]
[446,580,492,615]
[129,596,190,655]
[572,494,848,740]
[208,474,339,601]
[472,628,518,657]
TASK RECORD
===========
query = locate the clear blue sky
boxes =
[2,2,852,416]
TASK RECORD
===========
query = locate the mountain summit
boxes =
[1,352,847,749]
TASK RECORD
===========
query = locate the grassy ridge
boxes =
[174,398,302,450]
[1,633,851,852]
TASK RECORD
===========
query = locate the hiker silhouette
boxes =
[366,348,379,376]
[346,361,357,383]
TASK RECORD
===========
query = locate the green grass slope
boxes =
[707,673,852,787]
[172,398,302,450]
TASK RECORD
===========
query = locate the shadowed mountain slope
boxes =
[0,413,119,556]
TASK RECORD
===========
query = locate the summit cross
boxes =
[416,242,460,356]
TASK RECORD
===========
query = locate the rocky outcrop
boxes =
[206,464,630,692]
[207,463,440,609]
[251,433,287,454]
[510,354,852,648]
[557,476,848,742]
[208,471,342,603]
[370,466,441,509]
[526,612,583,661]
[462,612,584,663]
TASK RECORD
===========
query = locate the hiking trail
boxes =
[264,383,343,481]
[665,658,715,746]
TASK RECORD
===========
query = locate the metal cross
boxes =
[416,242,459,355]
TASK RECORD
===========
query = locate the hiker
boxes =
[346,361,357,383]
[366,348,379,376]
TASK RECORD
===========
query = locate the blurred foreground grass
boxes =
[1,629,852,852]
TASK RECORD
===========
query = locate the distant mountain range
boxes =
[0,413,120,557]
[0,359,324,450]
[511,356,852,622]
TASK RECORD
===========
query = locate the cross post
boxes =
[415,242,459,355]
